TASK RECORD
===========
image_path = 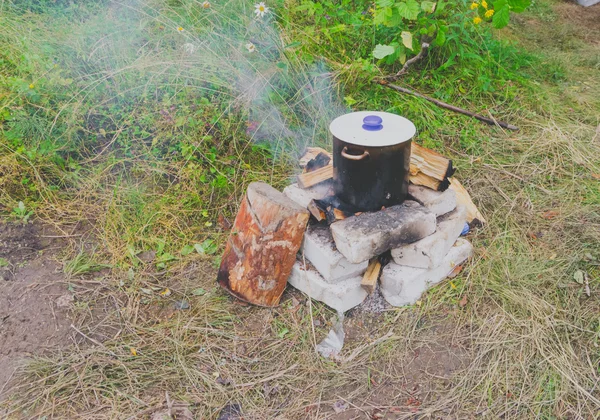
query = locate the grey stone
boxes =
[301,223,368,283]
[408,184,457,217]
[381,238,473,307]
[391,206,467,269]
[287,261,367,313]
[330,201,436,264]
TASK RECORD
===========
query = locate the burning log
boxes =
[307,199,326,222]
[305,152,331,173]
[217,182,310,307]
[297,164,333,189]
[361,258,382,294]
[448,177,486,226]
[299,147,332,168]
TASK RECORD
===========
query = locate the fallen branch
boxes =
[385,42,430,80]
[380,82,519,131]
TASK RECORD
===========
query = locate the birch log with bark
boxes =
[217,182,310,306]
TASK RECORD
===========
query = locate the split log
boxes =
[305,152,331,173]
[217,182,310,306]
[409,171,442,191]
[361,258,382,294]
[448,177,486,226]
[411,143,454,182]
[299,147,332,168]
[297,164,333,189]
[307,199,326,222]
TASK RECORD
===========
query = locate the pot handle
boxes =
[341,146,370,161]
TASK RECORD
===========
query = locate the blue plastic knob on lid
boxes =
[362,115,383,131]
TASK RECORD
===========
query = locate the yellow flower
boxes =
[177,26,184,32]
[28,83,35,89]
[485,9,494,17]
[470,2,479,9]
[202,1,210,7]
[473,16,482,24]
[481,0,488,8]
[130,347,138,356]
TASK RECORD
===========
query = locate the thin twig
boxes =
[384,42,430,80]
[235,363,298,388]
[380,82,519,131]
[70,324,117,357]
[338,330,395,363]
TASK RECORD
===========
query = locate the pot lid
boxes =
[329,111,416,147]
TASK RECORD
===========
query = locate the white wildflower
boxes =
[183,43,197,54]
[246,42,256,53]
[202,1,210,8]
[254,2,269,18]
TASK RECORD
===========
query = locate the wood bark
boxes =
[297,164,334,189]
[217,182,309,306]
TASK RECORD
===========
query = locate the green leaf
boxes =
[377,0,394,6]
[373,44,396,59]
[434,26,447,45]
[192,288,207,296]
[278,328,289,338]
[492,5,510,28]
[573,270,584,285]
[180,245,195,256]
[507,0,530,12]
[194,239,218,255]
[401,31,413,50]
[0,257,8,267]
[396,0,420,20]
[421,1,436,12]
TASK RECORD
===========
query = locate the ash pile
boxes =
[217,112,485,313]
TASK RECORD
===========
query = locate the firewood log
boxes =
[217,182,310,306]
[448,177,486,225]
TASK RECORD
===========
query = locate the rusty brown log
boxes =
[217,182,310,306]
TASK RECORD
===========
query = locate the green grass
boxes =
[1,0,600,418]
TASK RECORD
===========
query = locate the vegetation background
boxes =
[0,0,599,418]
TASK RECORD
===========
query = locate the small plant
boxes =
[12,201,33,223]
[63,250,110,278]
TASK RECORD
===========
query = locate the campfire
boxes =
[217,112,484,312]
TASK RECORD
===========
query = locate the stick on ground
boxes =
[381,82,519,131]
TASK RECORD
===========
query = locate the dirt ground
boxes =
[0,223,73,398]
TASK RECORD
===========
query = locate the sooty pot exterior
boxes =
[330,111,415,212]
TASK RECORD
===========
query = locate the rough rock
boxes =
[381,238,473,307]
[301,223,368,283]
[391,206,467,269]
[330,201,436,264]
[408,184,457,217]
[287,261,367,313]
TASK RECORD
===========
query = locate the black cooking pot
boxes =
[330,111,416,212]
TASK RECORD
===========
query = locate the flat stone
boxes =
[302,223,368,283]
[391,206,467,269]
[287,261,367,313]
[381,238,473,307]
[283,182,332,209]
[330,201,436,264]
[408,184,456,217]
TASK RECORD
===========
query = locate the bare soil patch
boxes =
[0,223,72,398]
